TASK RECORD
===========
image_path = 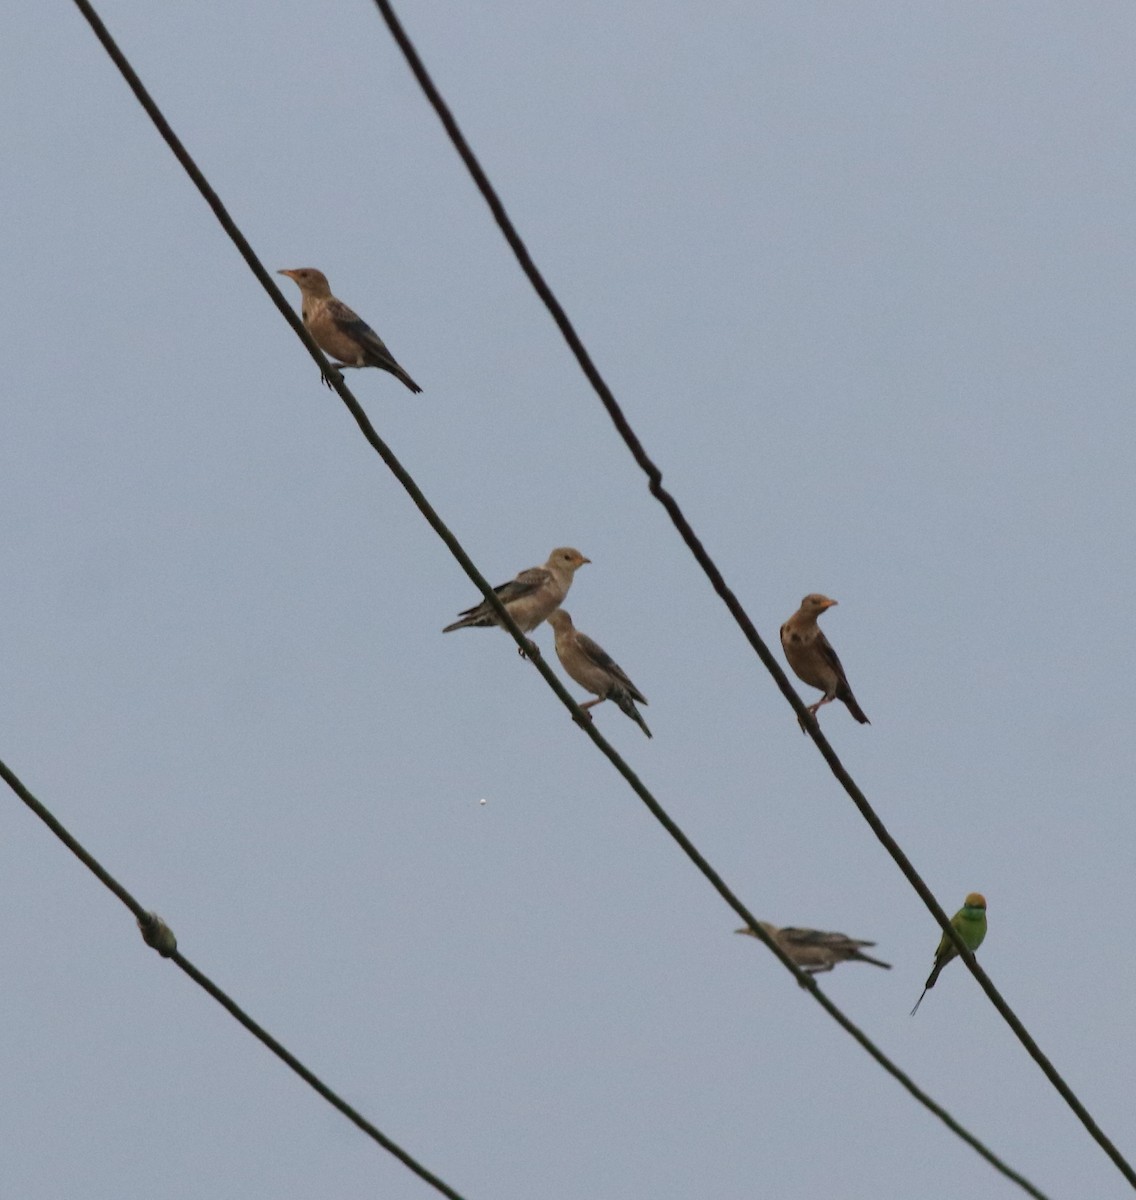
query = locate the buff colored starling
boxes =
[780,594,870,725]
[443,549,590,640]
[547,609,651,738]
[735,922,891,973]
[278,268,421,393]
[911,893,987,1015]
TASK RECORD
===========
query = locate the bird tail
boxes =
[394,365,423,394]
[910,954,948,1014]
[840,688,871,724]
[366,345,423,393]
[442,612,495,633]
[614,690,652,738]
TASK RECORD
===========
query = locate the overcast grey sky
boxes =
[2,3,1134,1197]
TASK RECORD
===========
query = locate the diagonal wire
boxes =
[63,3,1056,1195]
[0,756,467,1200]
[365,0,1136,1189]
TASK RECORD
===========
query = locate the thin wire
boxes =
[0,758,467,1200]
[365,0,1136,1189]
[61,5,1058,1195]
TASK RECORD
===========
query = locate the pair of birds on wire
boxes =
[278,270,987,1012]
[442,546,652,739]
[737,893,987,1015]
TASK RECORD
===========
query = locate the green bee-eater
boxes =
[911,893,987,1015]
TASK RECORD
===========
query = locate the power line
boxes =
[364,0,1136,1189]
[60,4,1059,1195]
[0,756,467,1200]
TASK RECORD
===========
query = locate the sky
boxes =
[1,2,1134,1197]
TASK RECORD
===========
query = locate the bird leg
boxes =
[570,707,594,730]
[798,695,834,732]
[580,697,607,712]
[516,639,541,659]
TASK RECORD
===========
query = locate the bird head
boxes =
[547,609,574,633]
[964,893,987,910]
[549,548,591,572]
[799,593,838,616]
[278,268,332,297]
[734,922,777,939]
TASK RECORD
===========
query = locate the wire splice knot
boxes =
[138,911,177,958]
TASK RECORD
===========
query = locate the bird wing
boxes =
[327,298,398,362]
[498,566,551,602]
[780,927,872,950]
[779,927,835,948]
[815,630,853,687]
[575,632,647,703]
[453,567,549,617]
[451,564,549,619]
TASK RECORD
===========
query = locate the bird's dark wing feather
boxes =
[455,568,548,617]
[326,297,421,392]
[500,567,549,600]
[613,690,652,737]
[779,927,831,949]
[576,633,647,704]
[815,631,851,686]
[328,300,395,359]
[819,630,870,721]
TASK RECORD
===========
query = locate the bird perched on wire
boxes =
[780,594,870,726]
[278,268,421,393]
[443,549,590,649]
[911,893,987,1015]
[546,610,651,738]
[735,921,891,974]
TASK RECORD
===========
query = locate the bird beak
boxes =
[278,269,296,279]
[823,598,838,609]
[581,556,592,565]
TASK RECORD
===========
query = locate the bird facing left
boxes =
[278,267,422,393]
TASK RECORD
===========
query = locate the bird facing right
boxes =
[910,893,988,1015]
[735,921,891,974]
[780,594,870,725]
[443,548,590,638]
[547,609,651,738]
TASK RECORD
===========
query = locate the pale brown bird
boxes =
[780,594,869,725]
[547,610,651,738]
[443,549,590,638]
[278,268,421,393]
[735,922,891,974]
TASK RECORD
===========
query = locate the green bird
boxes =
[911,892,987,1015]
